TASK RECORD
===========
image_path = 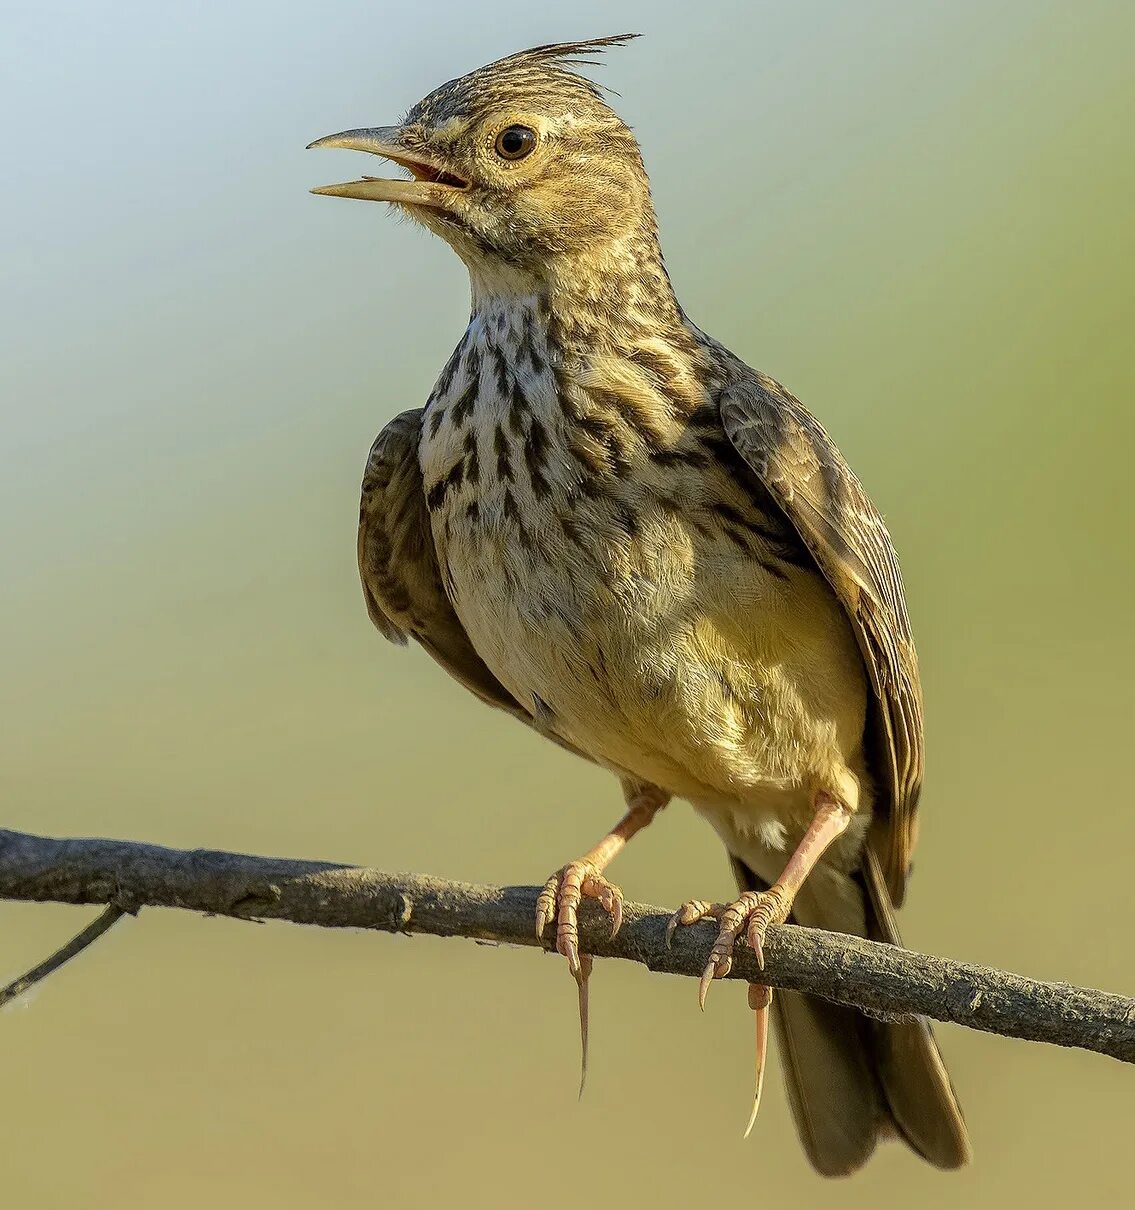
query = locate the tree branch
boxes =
[1,828,1132,1063]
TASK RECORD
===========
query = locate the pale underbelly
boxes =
[437,509,872,843]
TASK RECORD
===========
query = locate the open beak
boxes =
[306,126,469,208]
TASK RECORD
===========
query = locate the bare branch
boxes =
[1,827,1132,1063]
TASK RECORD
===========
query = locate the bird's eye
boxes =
[494,125,537,161]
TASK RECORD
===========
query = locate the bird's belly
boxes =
[434,489,870,828]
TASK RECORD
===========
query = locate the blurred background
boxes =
[3,1,1133,1205]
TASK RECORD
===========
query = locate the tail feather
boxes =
[730,853,970,1175]
[772,989,883,1175]
[861,848,972,1169]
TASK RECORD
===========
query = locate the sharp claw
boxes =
[665,913,680,949]
[752,934,765,971]
[576,954,593,1100]
[609,896,623,938]
[743,984,772,1139]
[698,940,736,1009]
[698,961,715,1011]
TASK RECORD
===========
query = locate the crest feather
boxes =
[499,34,641,70]
[405,35,640,127]
[483,34,640,98]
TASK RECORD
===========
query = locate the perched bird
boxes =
[309,35,970,1175]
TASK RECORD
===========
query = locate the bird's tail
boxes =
[730,853,971,1176]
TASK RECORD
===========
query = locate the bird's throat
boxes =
[466,231,686,360]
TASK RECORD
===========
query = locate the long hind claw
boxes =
[668,895,775,1135]
[743,983,772,1139]
[575,953,593,1099]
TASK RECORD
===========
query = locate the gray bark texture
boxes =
[2,827,1133,1063]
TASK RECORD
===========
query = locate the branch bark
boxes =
[2,828,1133,1064]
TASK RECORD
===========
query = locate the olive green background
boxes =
[3,2,1133,1205]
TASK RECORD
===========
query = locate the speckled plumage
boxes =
[319,35,968,1176]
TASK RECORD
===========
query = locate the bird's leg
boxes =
[535,786,668,1093]
[667,791,852,1134]
[688,793,852,999]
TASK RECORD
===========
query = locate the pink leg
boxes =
[696,793,853,996]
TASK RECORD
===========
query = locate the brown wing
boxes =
[358,408,533,723]
[720,372,922,904]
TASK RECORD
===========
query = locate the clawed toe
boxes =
[536,861,623,976]
[535,861,628,1097]
[665,897,739,1008]
[743,887,787,970]
[681,888,788,1009]
[696,885,788,1006]
[664,898,724,949]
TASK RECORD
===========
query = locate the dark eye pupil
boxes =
[497,125,535,160]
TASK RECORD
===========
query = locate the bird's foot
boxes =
[666,888,788,1005]
[679,886,788,1008]
[536,861,624,974]
[666,890,785,1137]
[535,861,625,1096]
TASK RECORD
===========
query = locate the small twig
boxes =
[1,827,1134,1064]
[0,903,127,1009]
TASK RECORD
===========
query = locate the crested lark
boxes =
[309,35,969,1175]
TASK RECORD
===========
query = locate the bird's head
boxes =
[308,36,658,289]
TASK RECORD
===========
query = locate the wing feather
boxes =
[358,408,532,721]
[719,372,922,903]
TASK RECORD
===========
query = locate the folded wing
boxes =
[719,372,923,904]
[358,408,534,721]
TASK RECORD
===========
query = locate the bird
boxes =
[308,34,970,1176]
